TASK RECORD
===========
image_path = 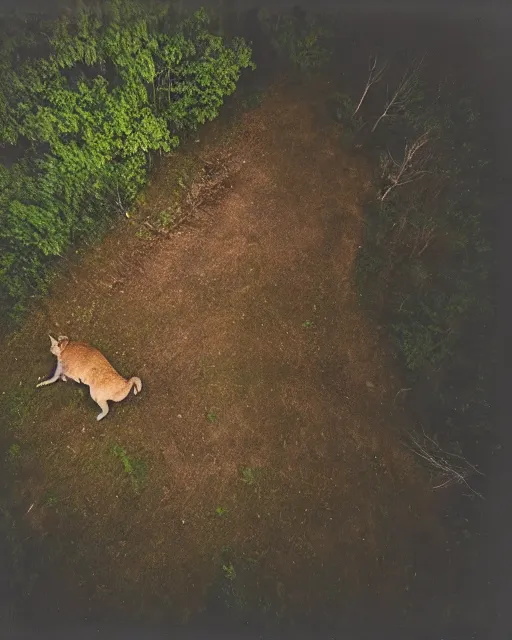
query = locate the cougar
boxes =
[36,335,142,421]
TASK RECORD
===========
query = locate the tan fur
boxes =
[37,335,142,421]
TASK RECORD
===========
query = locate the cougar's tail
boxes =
[129,377,142,395]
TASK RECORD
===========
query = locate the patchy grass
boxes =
[135,226,153,241]
[112,445,148,493]
[42,490,59,508]
[206,410,218,424]
[222,562,237,581]
[0,386,38,431]
[239,466,263,486]
[6,443,21,462]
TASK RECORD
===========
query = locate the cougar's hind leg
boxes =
[91,390,110,421]
[95,400,110,421]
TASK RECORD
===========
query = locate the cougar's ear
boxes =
[49,335,58,348]
[57,336,69,349]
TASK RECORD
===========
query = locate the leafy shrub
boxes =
[258,8,332,72]
[329,92,364,145]
[0,0,254,318]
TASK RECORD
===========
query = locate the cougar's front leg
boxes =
[36,361,63,388]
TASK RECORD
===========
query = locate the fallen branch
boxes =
[141,153,243,237]
[379,129,432,201]
[143,220,170,236]
[393,387,411,403]
[406,427,484,499]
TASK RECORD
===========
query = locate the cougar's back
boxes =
[60,341,131,401]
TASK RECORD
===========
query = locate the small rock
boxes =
[366,381,375,389]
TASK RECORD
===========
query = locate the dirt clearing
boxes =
[1,82,445,630]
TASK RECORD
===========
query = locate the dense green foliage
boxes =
[257,7,333,72]
[0,0,253,317]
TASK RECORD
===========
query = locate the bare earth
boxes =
[2,82,445,629]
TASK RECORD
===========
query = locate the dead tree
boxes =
[379,130,432,201]
[371,56,425,133]
[353,54,387,116]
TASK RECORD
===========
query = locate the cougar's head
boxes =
[49,335,69,357]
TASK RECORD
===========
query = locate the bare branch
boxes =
[393,387,411,403]
[379,129,432,201]
[411,219,436,257]
[405,426,484,499]
[353,54,387,116]
[114,183,126,216]
[371,56,425,133]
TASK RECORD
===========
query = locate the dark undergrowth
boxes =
[327,13,495,487]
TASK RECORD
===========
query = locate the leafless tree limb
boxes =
[114,184,126,216]
[371,56,425,133]
[379,129,432,201]
[353,54,387,116]
[406,427,484,499]
[411,218,437,257]
[393,387,411,403]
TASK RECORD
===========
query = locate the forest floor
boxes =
[1,80,476,637]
